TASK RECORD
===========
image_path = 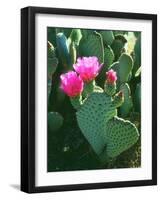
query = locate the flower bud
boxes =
[106,69,117,84]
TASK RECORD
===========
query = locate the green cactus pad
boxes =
[104,82,116,96]
[56,32,72,69]
[98,46,115,86]
[119,83,133,117]
[79,31,104,63]
[109,61,119,71]
[110,53,133,86]
[118,53,133,83]
[76,92,117,155]
[133,33,141,75]
[100,30,114,46]
[104,46,115,68]
[112,91,124,108]
[81,29,94,40]
[111,34,127,61]
[105,116,139,158]
[69,42,77,64]
[70,29,82,46]
[48,112,63,133]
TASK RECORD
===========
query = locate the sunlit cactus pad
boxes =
[76,92,117,155]
[79,32,104,63]
[105,117,139,158]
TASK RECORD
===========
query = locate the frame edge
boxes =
[21,7,36,193]
[21,7,30,193]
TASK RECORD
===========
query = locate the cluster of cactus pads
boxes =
[60,65,139,162]
[76,93,139,161]
[48,27,141,167]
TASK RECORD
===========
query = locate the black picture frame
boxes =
[21,6,157,193]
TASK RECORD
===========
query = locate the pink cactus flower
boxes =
[106,69,117,84]
[73,57,102,82]
[60,71,84,97]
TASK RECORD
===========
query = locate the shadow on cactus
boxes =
[47,27,141,171]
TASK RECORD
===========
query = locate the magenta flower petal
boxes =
[106,69,117,84]
[73,56,102,82]
[60,71,84,97]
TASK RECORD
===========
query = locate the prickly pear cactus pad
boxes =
[79,31,104,63]
[47,27,141,172]
[105,117,139,158]
[76,92,117,155]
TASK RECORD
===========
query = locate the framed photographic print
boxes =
[21,6,157,193]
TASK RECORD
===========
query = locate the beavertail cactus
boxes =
[69,29,82,46]
[100,30,114,46]
[110,53,133,87]
[79,31,104,63]
[111,34,127,61]
[104,116,139,158]
[133,33,141,75]
[56,32,72,69]
[60,56,139,163]
[119,83,133,117]
[76,92,117,155]
[98,46,115,86]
